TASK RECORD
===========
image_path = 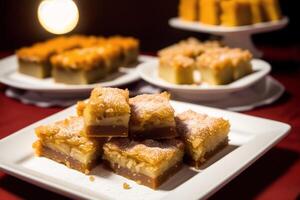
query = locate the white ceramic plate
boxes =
[0,55,155,94]
[0,101,290,200]
[138,58,271,101]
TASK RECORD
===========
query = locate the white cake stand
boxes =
[169,17,289,57]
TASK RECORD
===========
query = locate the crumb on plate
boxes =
[89,176,95,182]
[123,182,131,189]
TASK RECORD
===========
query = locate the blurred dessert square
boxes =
[103,138,184,189]
[129,92,177,139]
[107,36,139,65]
[50,47,109,84]
[16,36,86,78]
[33,116,105,174]
[196,47,252,85]
[77,87,130,137]
[175,110,230,168]
[159,54,194,84]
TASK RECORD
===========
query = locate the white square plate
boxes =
[0,101,290,200]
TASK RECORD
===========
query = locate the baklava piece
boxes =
[159,54,194,84]
[129,92,177,139]
[77,87,130,137]
[33,116,105,174]
[196,48,252,85]
[175,110,230,168]
[220,0,252,26]
[108,36,139,65]
[103,138,184,189]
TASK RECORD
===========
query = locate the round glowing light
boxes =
[38,0,79,34]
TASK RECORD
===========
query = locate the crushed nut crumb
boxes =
[89,176,95,182]
[136,180,142,185]
[123,182,131,189]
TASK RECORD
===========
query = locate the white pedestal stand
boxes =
[169,17,289,58]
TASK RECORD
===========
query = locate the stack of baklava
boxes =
[158,38,253,85]
[16,35,139,84]
[179,0,283,26]
[33,86,230,189]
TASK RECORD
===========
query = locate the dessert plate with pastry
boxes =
[0,35,155,95]
[0,86,290,200]
[138,38,271,101]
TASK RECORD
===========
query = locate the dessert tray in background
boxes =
[138,58,271,101]
[0,100,290,200]
[169,17,288,58]
[0,55,155,95]
[0,35,158,96]
[174,0,289,57]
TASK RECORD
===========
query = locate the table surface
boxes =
[0,50,299,200]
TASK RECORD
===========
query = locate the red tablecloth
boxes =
[0,51,299,200]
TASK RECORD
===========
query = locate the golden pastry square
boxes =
[129,92,177,139]
[77,87,130,137]
[50,47,109,84]
[159,54,194,84]
[16,43,54,78]
[103,138,184,189]
[196,48,252,85]
[175,110,230,168]
[33,116,105,174]
[16,36,88,79]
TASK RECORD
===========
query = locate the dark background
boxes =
[0,0,299,52]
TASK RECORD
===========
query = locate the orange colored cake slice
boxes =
[199,0,220,25]
[262,0,282,21]
[178,0,199,21]
[220,0,252,26]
